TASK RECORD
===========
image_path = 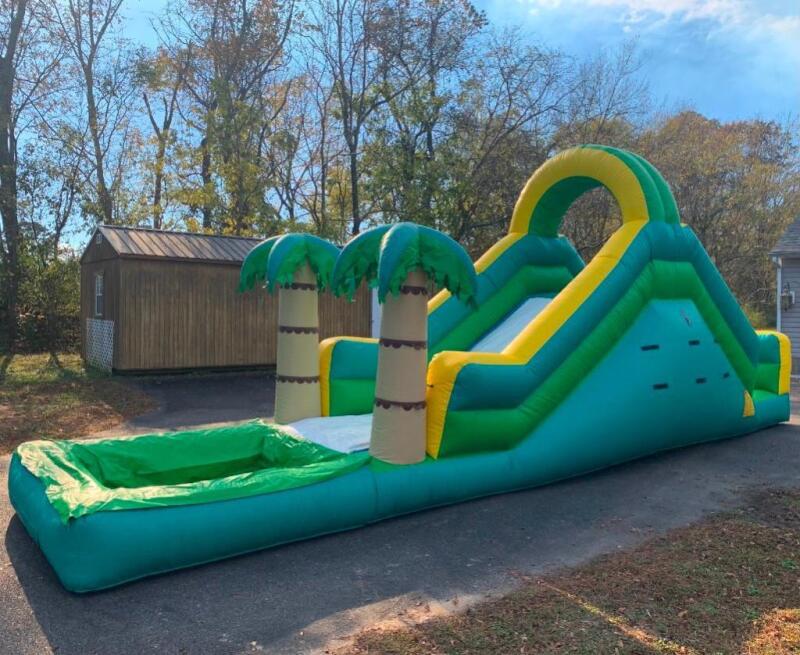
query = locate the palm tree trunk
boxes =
[274,263,321,423]
[370,270,428,464]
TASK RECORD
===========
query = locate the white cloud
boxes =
[521,0,793,30]
[519,0,800,61]
[500,0,800,119]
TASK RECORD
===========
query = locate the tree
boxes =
[547,43,651,260]
[552,41,648,148]
[159,0,295,233]
[265,84,306,226]
[138,46,191,229]
[0,0,28,347]
[332,222,477,464]
[365,0,486,227]
[239,232,339,423]
[53,0,134,225]
[364,26,568,256]
[1,0,61,347]
[307,0,411,235]
[293,60,344,240]
[18,137,84,258]
[442,31,567,247]
[640,112,800,322]
[12,134,84,357]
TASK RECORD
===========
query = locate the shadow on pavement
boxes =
[4,489,517,655]
[117,371,276,433]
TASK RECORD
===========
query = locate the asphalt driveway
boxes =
[1,375,799,655]
[108,371,276,433]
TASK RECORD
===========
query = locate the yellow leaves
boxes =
[744,608,800,654]
[184,217,201,233]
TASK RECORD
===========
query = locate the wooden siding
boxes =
[79,258,120,360]
[780,258,800,362]
[113,259,370,371]
[81,231,120,265]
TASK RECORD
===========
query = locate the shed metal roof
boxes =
[770,217,800,258]
[91,225,263,264]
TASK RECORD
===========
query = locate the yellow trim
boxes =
[777,332,792,395]
[318,336,378,416]
[427,289,451,313]
[507,222,644,359]
[427,233,526,313]
[743,390,755,417]
[426,220,647,457]
[427,290,452,313]
[757,329,792,395]
[510,148,651,236]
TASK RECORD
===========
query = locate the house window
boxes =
[94,273,105,317]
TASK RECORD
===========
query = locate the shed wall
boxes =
[79,258,120,361]
[114,259,370,371]
[81,232,119,264]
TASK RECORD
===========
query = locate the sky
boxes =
[123,0,799,122]
[477,0,800,121]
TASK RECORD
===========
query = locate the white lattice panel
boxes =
[86,318,114,371]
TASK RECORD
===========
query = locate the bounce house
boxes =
[8,145,790,592]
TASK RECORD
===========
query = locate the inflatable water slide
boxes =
[322,144,791,460]
[8,146,790,592]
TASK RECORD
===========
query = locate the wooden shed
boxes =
[80,225,371,373]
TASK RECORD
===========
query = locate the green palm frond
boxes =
[332,223,478,306]
[238,236,280,292]
[378,223,477,305]
[331,225,392,300]
[266,233,340,293]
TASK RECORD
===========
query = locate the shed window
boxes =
[94,273,104,317]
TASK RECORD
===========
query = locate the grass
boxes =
[0,353,156,454]
[345,490,800,655]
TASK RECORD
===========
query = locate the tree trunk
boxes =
[319,115,327,233]
[152,138,166,229]
[0,120,19,349]
[0,0,27,350]
[200,133,212,229]
[349,146,360,235]
[370,269,428,464]
[0,151,19,348]
[84,66,114,224]
[274,263,322,424]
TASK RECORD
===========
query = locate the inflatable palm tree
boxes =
[238,236,280,292]
[333,223,477,464]
[240,233,339,424]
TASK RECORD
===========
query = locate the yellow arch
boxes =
[509,147,655,236]
[429,146,663,312]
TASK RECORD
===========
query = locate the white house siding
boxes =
[779,257,800,368]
